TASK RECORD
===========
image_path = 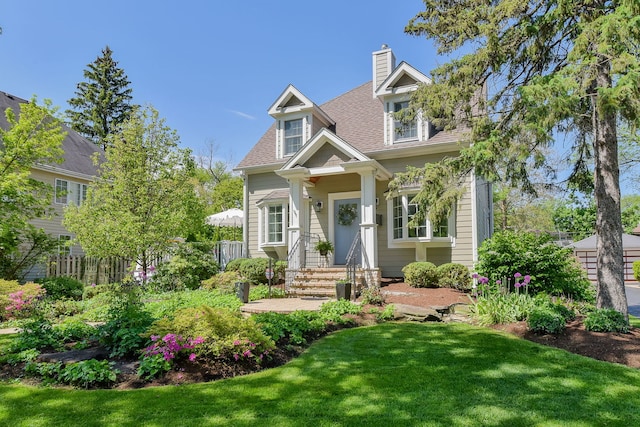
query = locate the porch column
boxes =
[288,177,305,270]
[359,169,377,269]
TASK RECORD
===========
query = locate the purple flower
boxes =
[233,354,240,361]
[472,273,479,279]
[524,275,531,284]
[91,283,96,287]
[496,280,502,285]
[514,272,522,278]
[189,353,196,362]
[514,282,522,288]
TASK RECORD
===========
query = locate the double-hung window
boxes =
[390,192,453,242]
[258,201,288,247]
[284,118,303,156]
[393,101,417,142]
[58,235,72,256]
[55,179,87,205]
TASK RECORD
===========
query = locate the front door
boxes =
[333,197,360,265]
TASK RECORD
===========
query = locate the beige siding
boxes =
[376,153,476,276]
[28,169,91,256]
[246,172,289,259]
[306,173,361,240]
[304,144,351,168]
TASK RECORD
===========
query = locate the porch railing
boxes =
[214,240,245,270]
[285,232,321,289]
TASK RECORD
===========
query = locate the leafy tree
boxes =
[394,0,640,318]
[66,46,133,150]
[0,97,65,280]
[64,106,205,276]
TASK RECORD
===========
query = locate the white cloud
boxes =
[228,110,256,120]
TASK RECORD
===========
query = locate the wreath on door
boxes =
[337,203,358,226]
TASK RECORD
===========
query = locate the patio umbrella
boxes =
[206,208,244,240]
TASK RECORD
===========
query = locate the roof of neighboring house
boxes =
[571,233,640,250]
[236,81,464,170]
[0,91,103,178]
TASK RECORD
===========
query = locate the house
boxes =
[0,91,102,278]
[571,234,640,282]
[235,46,492,289]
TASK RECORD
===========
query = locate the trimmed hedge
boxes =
[402,262,439,288]
[436,263,471,290]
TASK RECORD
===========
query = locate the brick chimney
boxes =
[372,44,395,98]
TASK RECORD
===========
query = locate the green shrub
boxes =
[319,299,362,323]
[254,311,327,345]
[402,262,439,288]
[144,289,242,319]
[584,308,629,333]
[238,258,270,284]
[476,230,595,301]
[82,283,120,300]
[201,271,241,293]
[527,307,566,334]
[147,305,275,361]
[150,242,219,291]
[437,263,471,290]
[249,284,286,300]
[98,294,154,358]
[53,318,97,343]
[77,287,125,321]
[634,260,640,283]
[35,276,84,300]
[25,359,119,388]
[224,257,245,272]
[360,287,386,306]
[37,298,83,320]
[7,318,64,353]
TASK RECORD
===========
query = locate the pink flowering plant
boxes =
[3,284,46,319]
[232,339,270,364]
[137,333,204,380]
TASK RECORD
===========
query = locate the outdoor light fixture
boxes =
[314,201,323,212]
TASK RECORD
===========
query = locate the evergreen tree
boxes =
[66,46,133,149]
[392,0,640,318]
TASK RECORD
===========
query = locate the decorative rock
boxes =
[38,346,109,364]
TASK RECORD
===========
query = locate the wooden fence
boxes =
[47,256,131,285]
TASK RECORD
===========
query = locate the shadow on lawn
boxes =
[2,323,640,426]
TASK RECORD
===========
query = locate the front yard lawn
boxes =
[2,322,640,426]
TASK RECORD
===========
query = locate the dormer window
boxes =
[284,118,303,155]
[394,101,417,141]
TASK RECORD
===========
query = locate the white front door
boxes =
[331,193,360,265]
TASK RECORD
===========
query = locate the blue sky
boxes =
[1,0,437,166]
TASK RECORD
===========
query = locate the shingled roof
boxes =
[0,91,102,177]
[237,81,463,170]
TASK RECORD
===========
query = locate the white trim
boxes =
[374,61,432,98]
[33,164,96,182]
[471,172,479,264]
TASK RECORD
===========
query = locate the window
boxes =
[267,205,283,243]
[284,118,303,155]
[58,235,72,256]
[393,101,417,142]
[390,193,453,241]
[55,179,87,205]
[55,179,68,204]
[259,202,288,246]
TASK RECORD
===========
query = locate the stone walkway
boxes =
[240,297,332,314]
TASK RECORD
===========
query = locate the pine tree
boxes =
[66,46,133,149]
[393,0,640,319]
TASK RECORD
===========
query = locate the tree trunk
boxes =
[592,56,628,319]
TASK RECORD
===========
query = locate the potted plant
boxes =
[335,278,352,301]
[315,240,334,256]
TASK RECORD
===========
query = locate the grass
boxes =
[2,322,640,426]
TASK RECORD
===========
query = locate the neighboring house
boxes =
[235,46,493,287]
[0,91,102,278]
[571,234,640,282]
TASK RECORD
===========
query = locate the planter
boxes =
[335,282,352,301]
[235,281,250,303]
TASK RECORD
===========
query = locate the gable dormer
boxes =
[268,84,335,159]
[373,51,433,146]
